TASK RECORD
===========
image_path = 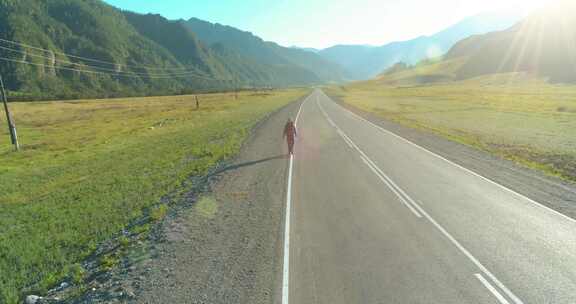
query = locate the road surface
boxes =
[283,89,576,303]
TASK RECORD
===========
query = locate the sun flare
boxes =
[479,0,554,14]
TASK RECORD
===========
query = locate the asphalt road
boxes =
[283,89,576,304]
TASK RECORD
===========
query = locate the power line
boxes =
[0,44,222,78]
[0,39,251,150]
[0,39,239,81]
[0,37,247,90]
[0,55,230,81]
[0,37,196,72]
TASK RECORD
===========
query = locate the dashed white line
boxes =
[318,99,422,218]
[412,199,524,304]
[316,95,524,304]
[317,90,576,226]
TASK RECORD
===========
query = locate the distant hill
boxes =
[184,18,350,83]
[319,12,521,80]
[124,13,322,88]
[290,46,320,53]
[0,0,345,101]
[318,45,377,79]
[376,2,576,85]
[446,2,576,83]
[373,57,467,86]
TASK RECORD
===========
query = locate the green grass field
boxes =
[0,89,306,303]
[327,75,576,181]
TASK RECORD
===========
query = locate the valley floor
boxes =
[326,82,576,218]
[66,93,305,304]
[50,89,576,303]
[326,79,576,182]
[0,89,305,304]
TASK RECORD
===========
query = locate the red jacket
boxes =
[284,121,297,141]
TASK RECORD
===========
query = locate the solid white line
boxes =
[294,95,306,125]
[318,90,576,225]
[359,154,423,218]
[337,130,354,148]
[475,273,512,304]
[281,91,311,304]
[340,134,354,148]
[317,98,422,218]
[317,93,523,304]
[281,155,293,304]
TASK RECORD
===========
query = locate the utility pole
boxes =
[0,74,19,151]
[233,77,238,100]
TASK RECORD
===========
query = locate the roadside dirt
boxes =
[117,98,302,304]
[47,90,575,304]
[44,96,305,304]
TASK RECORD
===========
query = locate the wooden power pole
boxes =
[0,74,19,151]
[233,77,238,100]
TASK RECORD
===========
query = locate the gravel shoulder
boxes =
[121,96,303,303]
[328,94,576,220]
[58,88,576,304]
[50,95,304,304]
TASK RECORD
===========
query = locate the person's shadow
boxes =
[207,154,287,177]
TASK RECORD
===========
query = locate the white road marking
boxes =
[318,99,422,218]
[295,94,307,124]
[337,129,354,149]
[411,199,523,304]
[282,155,293,304]
[359,154,422,218]
[282,91,311,304]
[316,95,524,304]
[317,90,576,226]
[475,273,512,304]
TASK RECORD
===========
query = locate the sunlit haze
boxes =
[104,0,548,48]
[3,0,576,303]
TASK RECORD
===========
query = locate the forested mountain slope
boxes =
[0,0,342,100]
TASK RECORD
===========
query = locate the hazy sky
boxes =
[104,0,544,49]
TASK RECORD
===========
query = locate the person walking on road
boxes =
[283,118,298,155]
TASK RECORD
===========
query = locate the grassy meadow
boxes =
[327,75,576,181]
[0,89,306,303]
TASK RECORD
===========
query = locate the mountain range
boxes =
[184,18,349,84]
[447,2,576,83]
[318,12,522,80]
[0,0,347,100]
[0,0,547,101]
[375,1,576,85]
